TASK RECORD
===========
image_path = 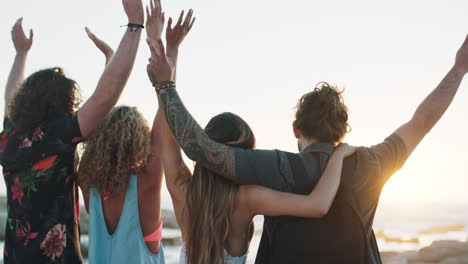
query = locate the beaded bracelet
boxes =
[154,81,176,94]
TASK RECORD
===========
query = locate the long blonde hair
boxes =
[185,112,256,264]
[78,106,151,194]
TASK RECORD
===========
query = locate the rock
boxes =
[439,255,468,264]
[162,209,179,229]
[79,206,89,235]
[408,240,468,263]
[162,236,182,246]
[381,251,408,264]
[80,238,88,259]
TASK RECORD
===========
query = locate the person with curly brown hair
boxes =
[147,30,468,263]
[78,1,166,263]
[0,0,144,262]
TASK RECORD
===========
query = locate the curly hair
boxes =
[9,67,81,132]
[293,82,350,144]
[78,106,151,194]
[185,112,256,264]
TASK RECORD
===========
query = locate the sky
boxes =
[0,0,468,208]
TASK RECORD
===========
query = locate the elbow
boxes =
[412,112,436,133]
[316,208,329,218]
[185,152,199,163]
[315,204,331,218]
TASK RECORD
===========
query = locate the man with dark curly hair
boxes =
[0,0,145,263]
[147,30,468,263]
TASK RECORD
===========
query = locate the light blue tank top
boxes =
[88,174,165,264]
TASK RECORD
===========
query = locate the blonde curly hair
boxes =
[78,106,151,194]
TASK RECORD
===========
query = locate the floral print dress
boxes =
[0,115,84,264]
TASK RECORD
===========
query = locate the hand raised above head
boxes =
[166,9,196,52]
[11,18,33,54]
[454,34,468,75]
[146,0,165,41]
[85,27,114,64]
[146,38,175,85]
[122,0,144,25]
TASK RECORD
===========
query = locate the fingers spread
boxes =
[183,9,193,28]
[167,17,173,31]
[188,17,196,32]
[146,6,151,20]
[176,10,185,27]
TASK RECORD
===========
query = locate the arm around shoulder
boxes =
[241,144,355,218]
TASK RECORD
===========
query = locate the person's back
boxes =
[79,106,165,264]
[255,136,406,263]
[0,115,84,263]
[88,174,164,264]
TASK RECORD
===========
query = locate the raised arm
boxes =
[241,144,355,218]
[137,0,166,200]
[394,35,468,154]
[165,9,195,78]
[146,0,194,190]
[78,0,144,138]
[85,27,114,65]
[4,18,33,117]
[147,38,237,181]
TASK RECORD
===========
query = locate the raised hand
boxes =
[454,34,468,75]
[11,18,33,54]
[146,0,165,40]
[123,0,144,25]
[333,143,356,158]
[166,9,196,53]
[147,38,175,84]
[85,27,114,65]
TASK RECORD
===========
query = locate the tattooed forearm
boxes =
[159,88,237,180]
[414,66,464,132]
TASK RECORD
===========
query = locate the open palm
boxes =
[85,27,114,64]
[11,18,33,54]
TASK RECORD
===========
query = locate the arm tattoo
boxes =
[159,88,236,180]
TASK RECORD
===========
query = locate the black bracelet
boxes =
[153,81,176,94]
[121,23,145,32]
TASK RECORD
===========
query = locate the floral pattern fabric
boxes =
[0,115,84,264]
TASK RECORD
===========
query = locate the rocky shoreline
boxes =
[381,240,468,264]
